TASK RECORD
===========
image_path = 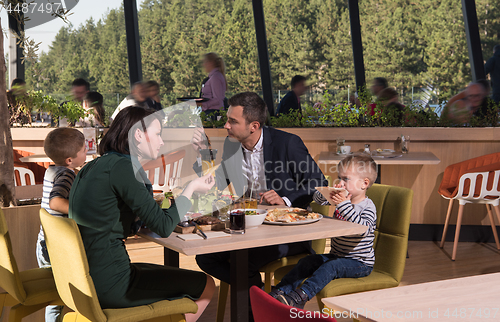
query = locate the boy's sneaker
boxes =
[276,289,308,309]
[268,287,284,299]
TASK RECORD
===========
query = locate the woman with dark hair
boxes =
[69,107,215,321]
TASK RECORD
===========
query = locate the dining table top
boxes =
[321,272,500,322]
[139,208,367,256]
[318,151,440,165]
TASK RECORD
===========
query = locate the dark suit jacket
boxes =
[277,90,301,115]
[195,127,327,208]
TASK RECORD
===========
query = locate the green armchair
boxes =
[274,184,413,310]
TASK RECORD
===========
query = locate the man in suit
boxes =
[276,75,307,116]
[193,92,327,290]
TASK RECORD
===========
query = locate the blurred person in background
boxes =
[200,52,227,114]
[277,75,307,116]
[110,82,149,122]
[70,78,90,103]
[76,92,106,127]
[377,87,405,125]
[485,44,500,103]
[57,78,91,127]
[442,82,497,124]
[367,77,389,116]
[144,80,163,111]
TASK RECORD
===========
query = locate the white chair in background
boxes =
[440,169,500,261]
[13,167,36,186]
[143,150,186,192]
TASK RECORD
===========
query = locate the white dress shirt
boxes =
[242,130,291,206]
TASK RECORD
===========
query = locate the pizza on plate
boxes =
[265,207,321,223]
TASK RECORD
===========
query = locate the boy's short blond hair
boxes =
[339,154,378,187]
[44,128,85,166]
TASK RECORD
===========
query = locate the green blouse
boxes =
[69,152,191,302]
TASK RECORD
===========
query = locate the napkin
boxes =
[177,231,231,241]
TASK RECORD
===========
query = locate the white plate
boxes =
[336,152,353,156]
[377,149,396,156]
[263,215,323,226]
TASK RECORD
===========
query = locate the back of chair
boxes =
[143,150,186,192]
[40,209,107,322]
[439,152,500,198]
[14,167,36,186]
[0,208,27,303]
[366,184,413,283]
[250,286,336,322]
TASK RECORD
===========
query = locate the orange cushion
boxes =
[439,153,500,198]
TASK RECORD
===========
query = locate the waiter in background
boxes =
[199,52,228,115]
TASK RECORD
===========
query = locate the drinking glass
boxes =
[401,135,410,154]
[229,199,245,234]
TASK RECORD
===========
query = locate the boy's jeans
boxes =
[276,254,373,299]
[36,232,63,322]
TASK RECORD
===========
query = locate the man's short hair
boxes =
[228,92,268,128]
[374,77,388,89]
[44,128,85,166]
[494,45,500,53]
[72,78,90,91]
[144,80,160,90]
[291,75,307,88]
[339,154,378,188]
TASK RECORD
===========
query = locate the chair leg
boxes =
[493,205,500,235]
[486,204,500,250]
[216,281,229,322]
[451,204,465,261]
[264,272,272,293]
[440,199,454,248]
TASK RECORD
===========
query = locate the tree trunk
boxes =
[0,19,16,207]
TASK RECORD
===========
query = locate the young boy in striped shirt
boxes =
[37,128,87,322]
[269,154,377,308]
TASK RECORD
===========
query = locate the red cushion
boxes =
[249,286,337,322]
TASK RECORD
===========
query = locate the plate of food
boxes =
[376,149,396,156]
[264,207,323,225]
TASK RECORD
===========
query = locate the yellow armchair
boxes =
[0,208,62,322]
[40,209,198,322]
[274,184,413,310]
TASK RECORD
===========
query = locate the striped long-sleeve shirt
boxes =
[39,165,76,238]
[313,190,376,266]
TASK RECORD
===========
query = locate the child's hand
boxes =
[330,192,351,206]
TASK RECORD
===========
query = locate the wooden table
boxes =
[322,273,500,322]
[139,216,367,322]
[20,154,96,163]
[318,151,440,165]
